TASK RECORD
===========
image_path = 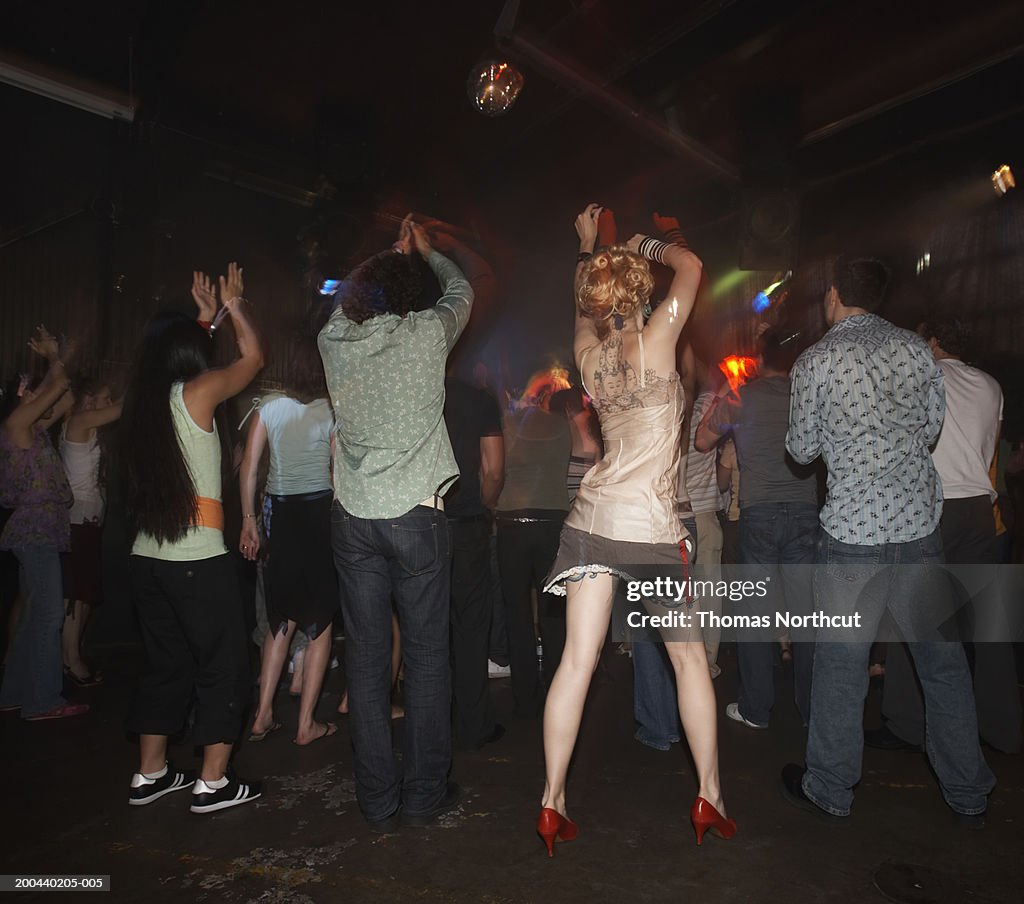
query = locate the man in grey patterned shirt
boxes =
[780,255,994,826]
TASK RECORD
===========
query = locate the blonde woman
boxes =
[537,204,734,854]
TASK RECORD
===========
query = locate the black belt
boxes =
[268,489,334,504]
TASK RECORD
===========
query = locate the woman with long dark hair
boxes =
[239,334,338,745]
[120,264,264,813]
[537,205,734,854]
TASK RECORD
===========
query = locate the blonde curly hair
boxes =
[576,245,653,335]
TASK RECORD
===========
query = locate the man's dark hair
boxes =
[337,251,425,325]
[832,255,890,312]
[919,319,968,359]
[759,327,800,374]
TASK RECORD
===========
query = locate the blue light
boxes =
[752,291,771,313]
[319,279,341,296]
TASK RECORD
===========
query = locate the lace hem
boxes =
[543,563,624,596]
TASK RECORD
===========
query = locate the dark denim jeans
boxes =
[449,516,496,748]
[0,546,65,717]
[632,524,695,750]
[735,502,818,726]
[331,502,452,822]
[804,528,995,816]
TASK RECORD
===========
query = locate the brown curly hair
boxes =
[576,245,653,336]
[338,251,425,325]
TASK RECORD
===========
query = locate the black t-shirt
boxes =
[443,378,502,517]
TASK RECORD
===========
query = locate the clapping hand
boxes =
[191,271,217,322]
[219,261,244,306]
[394,214,432,258]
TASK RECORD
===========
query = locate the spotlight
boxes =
[468,59,524,116]
[915,252,931,275]
[992,165,1015,195]
[749,272,791,313]
[319,278,341,296]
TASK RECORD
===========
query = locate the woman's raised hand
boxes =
[574,203,602,249]
[191,271,217,321]
[219,261,244,306]
[27,325,60,362]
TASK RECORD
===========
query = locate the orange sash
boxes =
[194,496,224,531]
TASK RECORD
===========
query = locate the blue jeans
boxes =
[736,502,818,726]
[331,502,452,822]
[632,524,695,750]
[0,547,66,717]
[804,528,995,816]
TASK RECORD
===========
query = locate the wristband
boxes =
[243,513,257,519]
[197,319,213,332]
[636,236,670,265]
[577,251,593,263]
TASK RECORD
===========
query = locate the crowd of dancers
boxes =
[0,205,1019,842]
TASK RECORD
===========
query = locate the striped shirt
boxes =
[786,313,944,545]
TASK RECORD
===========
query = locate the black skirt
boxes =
[264,491,337,640]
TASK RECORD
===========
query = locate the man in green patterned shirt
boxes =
[318,216,473,831]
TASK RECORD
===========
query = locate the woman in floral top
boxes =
[0,327,85,720]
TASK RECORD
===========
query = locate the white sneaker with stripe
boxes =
[189,775,263,813]
[128,766,196,806]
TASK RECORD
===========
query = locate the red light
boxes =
[718,355,758,393]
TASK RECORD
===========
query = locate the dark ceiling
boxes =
[3,0,1023,257]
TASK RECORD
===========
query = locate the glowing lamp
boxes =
[719,355,758,394]
[992,165,1015,195]
[468,60,524,116]
[319,278,341,296]
[752,291,771,313]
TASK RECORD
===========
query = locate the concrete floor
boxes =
[2,645,1021,904]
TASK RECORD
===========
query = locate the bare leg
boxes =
[139,733,169,774]
[295,628,334,744]
[252,621,296,735]
[540,573,615,817]
[665,638,726,815]
[200,742,232,782]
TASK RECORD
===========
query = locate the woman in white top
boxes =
[119,264,264,813]
[60,379,122,686]
[240,335,338,745]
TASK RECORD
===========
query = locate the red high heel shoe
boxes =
[690,797,737,846]
[536,807,579,857]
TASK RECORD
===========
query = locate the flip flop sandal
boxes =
[295,722,338,746]
[248,721,283,742]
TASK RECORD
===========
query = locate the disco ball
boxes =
[467,60,524,116]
